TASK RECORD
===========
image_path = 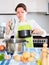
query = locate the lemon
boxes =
[36,59,41,65]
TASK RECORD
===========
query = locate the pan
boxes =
[18,30,32,38]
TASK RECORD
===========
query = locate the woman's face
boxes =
[16,7,27,21]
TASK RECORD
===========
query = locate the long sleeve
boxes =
[28,20,46,37]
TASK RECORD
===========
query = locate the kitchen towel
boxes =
[0,48,41,65]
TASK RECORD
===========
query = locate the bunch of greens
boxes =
[0,53,4,61]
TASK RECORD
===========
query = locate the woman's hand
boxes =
[33,28,43,34]
[5,21,11,35]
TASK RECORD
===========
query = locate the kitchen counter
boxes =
[33,34,49,36]
[0,48,41,65]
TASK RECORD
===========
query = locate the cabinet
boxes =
[0,0,14,13]
[13,0,38,12]
[0,0,48,13]
[36,0,47,12]
[47,0,49,14]
[13,0,47,13]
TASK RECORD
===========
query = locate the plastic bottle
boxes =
[41,43,48,65]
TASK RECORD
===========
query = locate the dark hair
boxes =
[15,3,27,12]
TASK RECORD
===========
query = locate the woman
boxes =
[5,3,46,48]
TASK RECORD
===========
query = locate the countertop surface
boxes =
[0,48,41,65]
[33,33,49,36]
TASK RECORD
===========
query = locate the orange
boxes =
[21,56,28,63]
[0,45,5,51]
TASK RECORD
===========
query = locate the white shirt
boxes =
[4,19,46,38]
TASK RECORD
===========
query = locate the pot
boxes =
[3,38,28,55]
[18,30,32,38]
